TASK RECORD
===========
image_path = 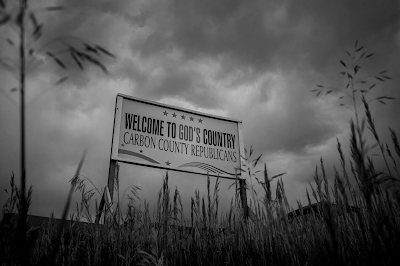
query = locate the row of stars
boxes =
[163,111,203,123]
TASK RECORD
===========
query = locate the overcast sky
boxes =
[1,0,399,221]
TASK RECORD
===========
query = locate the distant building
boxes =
[287,202,360,221]
[1,213,231,235]
[1,213,101,232]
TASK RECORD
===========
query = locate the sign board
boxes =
[110,94,244,178]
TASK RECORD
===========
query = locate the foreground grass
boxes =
[2,148,400,266]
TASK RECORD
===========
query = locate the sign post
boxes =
[95,94,248,223]
[95,160,118,224]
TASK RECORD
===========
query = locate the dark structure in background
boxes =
[1,201,361,232]
[1,213,232,235]
[287,202,360,221]
[1,213,99,231]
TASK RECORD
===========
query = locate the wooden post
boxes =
[95,194,105,223]
[107,160,117,200]
[237,121,248,219]
[239,179,248,219]
[104,186,115,224]
[95,160,117,224]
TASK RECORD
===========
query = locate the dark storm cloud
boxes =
[127,0,400,136]
[114,56,221,108]
[17,0,134,89]
[25,0,399,102]
[137,0,283,71]
[283,1,399,68]
[152,0,399,73]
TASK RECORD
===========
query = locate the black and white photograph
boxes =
[1,0,400,265]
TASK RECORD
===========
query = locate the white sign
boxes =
[110,94,244,178]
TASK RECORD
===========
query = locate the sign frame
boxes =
[110,93,245,179]
[95,93,249,224]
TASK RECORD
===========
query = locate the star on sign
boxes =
[198,118,203,123]
[181,115,186,120]
[163,111,168,116]
[165,161,171,166]
[190,116,194,121]
[172,113,177,118]
[139,150,143,153]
